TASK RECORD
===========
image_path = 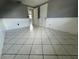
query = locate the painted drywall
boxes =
[40,3,48,18]
[2,18,30,30]
[47,0,78,17]
[39,3,48,26]
[46,18,78,34]
[0,20,5,59]
[33,8,39,26]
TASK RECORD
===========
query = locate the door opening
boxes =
[28,9,33,31]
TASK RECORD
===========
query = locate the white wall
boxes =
[0,20,5,59]
[46,18,78,34]
[2,18,30,30]
[40,3,48,18]
[39,4,78,35]
[33,8,39,26]
[39,3,48,26]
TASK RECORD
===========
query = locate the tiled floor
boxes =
[1,27,78,59]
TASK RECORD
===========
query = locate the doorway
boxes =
[28,8,34,31]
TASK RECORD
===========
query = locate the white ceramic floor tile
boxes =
[2,27,78,59]
[74,56,78,59]
[63,45,78,55]
[6,45,22,54]
[44,56,57,59]
[54,36,69,44]
[71,39,78,44]
[15,39,26,44]
[43,45,56,54]
[61,39,74,44]
[42,39,51,45]
[58,56,63,59]
[35,32,41,39]
[33,39,41,44]
[15,55,29,59]
[53,45,68,55]
[1,55,15,59]
[2,45,12,54]
[63,56,73,59]
[62,36,76,44]
[4,38,12,43]
[18,45,32,54]
[31,45,42,54]
[24,39,34,44]
[7,39,17,44]
[50,38,60,44]
[30,55,43,59]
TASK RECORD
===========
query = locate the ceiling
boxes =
[22,0,48,7]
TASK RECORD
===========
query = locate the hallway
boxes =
[1,27,78,59]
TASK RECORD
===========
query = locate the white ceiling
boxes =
[22,0,48,7]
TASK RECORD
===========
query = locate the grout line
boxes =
[44,29,59,59]
[3,29,29,59]
[2,27,78,59]
[28,28,39,59]
[4,30,28,44]
[52,31,70,54]
[48,30,77,59]
[13,30,29,45]
[4,44,78,45]
[53,31,73,56]
[5,44,14,54]
[2,54,78,56]
[13,29,30,59]
[13,45,23,59]
[41,28,44,59]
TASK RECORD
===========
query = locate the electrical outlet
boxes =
[17,24,19,26]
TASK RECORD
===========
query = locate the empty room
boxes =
[0,0,78,59]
